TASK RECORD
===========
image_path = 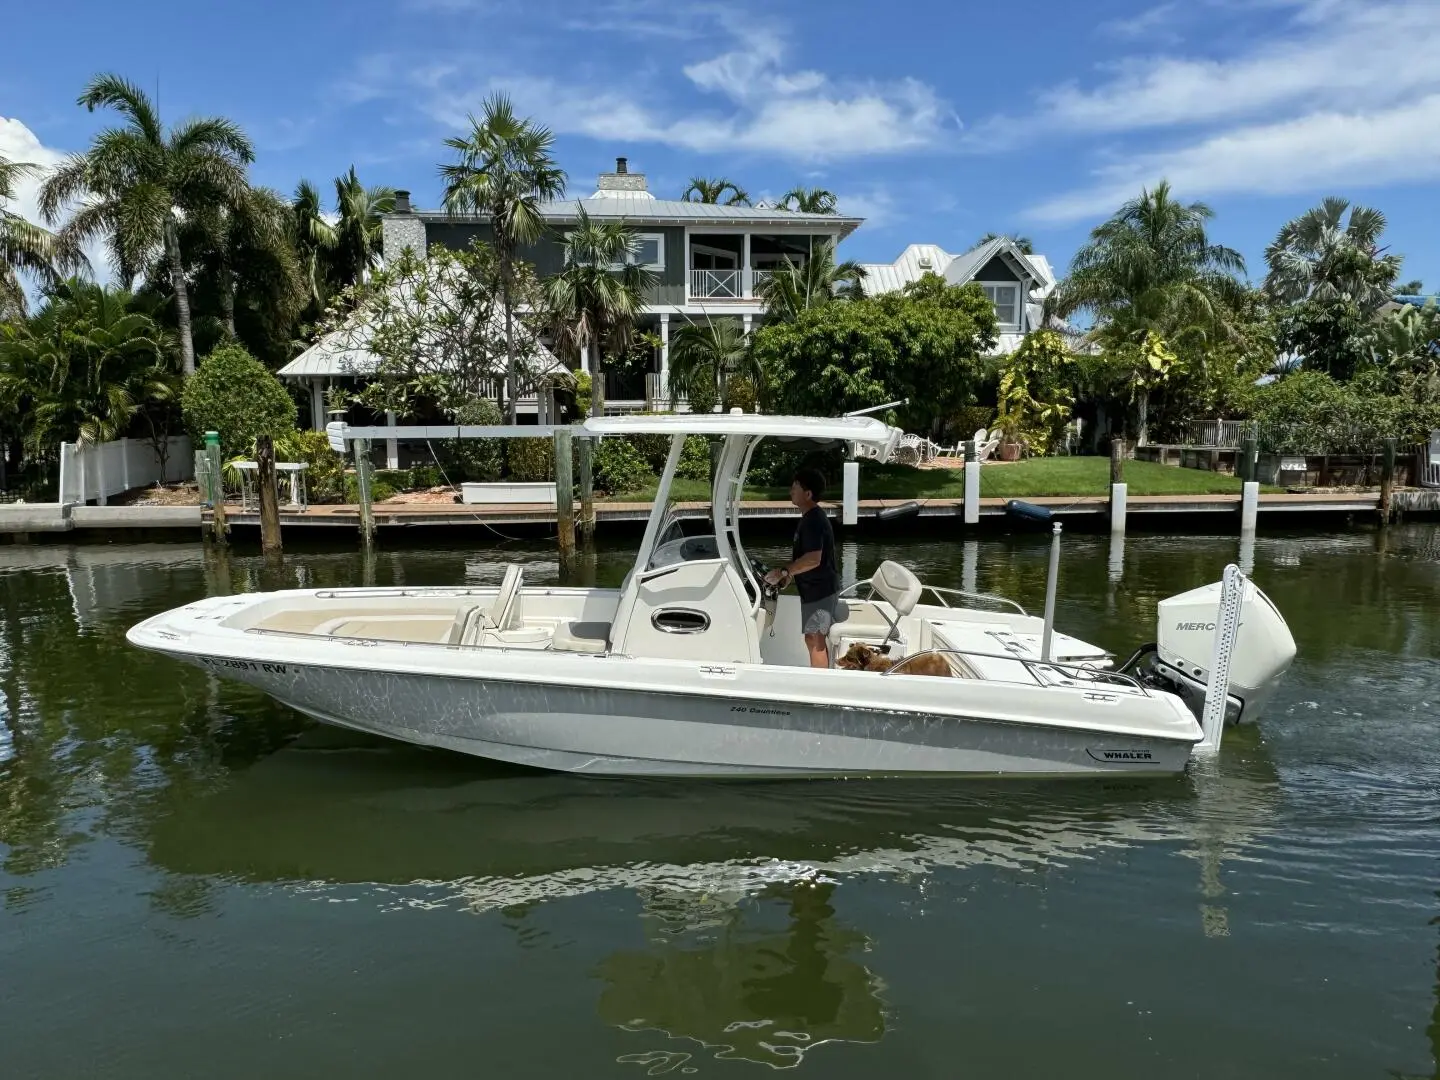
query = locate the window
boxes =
[629,233,664,271]
[981,283,1020,327]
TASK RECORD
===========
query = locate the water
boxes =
[1,528,1437,1078]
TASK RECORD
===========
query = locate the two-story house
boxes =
[379,157,862,410]
[856,236,1059,355]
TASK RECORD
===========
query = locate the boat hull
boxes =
[169,651,1195,778]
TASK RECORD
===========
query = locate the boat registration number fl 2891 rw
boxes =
[1086,748,1156,763]
[200,656,289,675]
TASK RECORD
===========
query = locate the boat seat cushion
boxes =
[871,560,923,617]
[552,620,610,654]
[448,604,485,646]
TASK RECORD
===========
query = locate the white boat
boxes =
[127,413,1297,778]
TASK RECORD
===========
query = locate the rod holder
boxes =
[1040,521,1062,662]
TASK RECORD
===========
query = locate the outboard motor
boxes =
[1133,574,1297,726]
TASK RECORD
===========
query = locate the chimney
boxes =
[595,156,650,197]
[393,190,413,213]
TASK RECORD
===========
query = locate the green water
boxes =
[1,529,1437,1078]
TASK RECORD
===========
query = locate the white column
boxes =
[742,233,752,296]
[659,314,671,407]
[385,411,399,470]
[310,379,325,431]
[580,343,590,375]
[1240,481,1259,532]
[742,313,752,337]
[842,460,859,525]
[963,459,980,524]
[1110,482,1128,534]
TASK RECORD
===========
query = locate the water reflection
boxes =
[600,883,885,1072]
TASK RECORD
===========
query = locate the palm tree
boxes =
[183,186,299,340]
[778,187,838,214]
[755,240,867,322]
[330,166,395,290]
[544,207,654,417]
[290,179,337,314]
[681,178,750,206]
[666,317,760,410]
[38,74,254,376]
[440,93,566,422]
[1263,197,1402,313]
[1,155,86,321]
[1048,181,1247,444]
[0,278,174,453]
[977,232,1034,255]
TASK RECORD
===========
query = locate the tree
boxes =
[977,232,1034,255]
[0,279,175,455]
[994,329,1076,455]
[756,240,867,323]
[330,166,395,290]
[1276,297,1373,382]
[751,273,997,432]
[440,93,566,422]
[666,318,759,411]
[180,341,295,456]
[778,187,838,215]
[1,155,86,321]
[1263,197,1402,313]
[39,73,255,376]
[681,178,750,205]
[545,207,654,417]
[320,242,558,419]
[1049,181,1249,442]
[291,179,335,315]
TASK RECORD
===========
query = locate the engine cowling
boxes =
[1148,577,1297,725]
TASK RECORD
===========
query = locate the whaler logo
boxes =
[1087,748,1155,763]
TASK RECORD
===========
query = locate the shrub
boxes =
[686,377,719,416]
[677,435,712,481]
[594,437,653,495]
[441,399,504,483]
[275,429,345,503]
[950,405,995,440]
[1249,371,1440,454]
[573,370,592,418]
[182,343,296,457]
[506,436,554,481]
[722,375,758,413]
[407,465,445,489]
[345,475,398,503]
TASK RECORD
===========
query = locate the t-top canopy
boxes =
[583,413,900,450]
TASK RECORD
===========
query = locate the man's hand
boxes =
[763,567,788,587]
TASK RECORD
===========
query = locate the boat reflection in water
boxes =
[144,726,1282,1067]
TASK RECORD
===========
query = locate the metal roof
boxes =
[409,198,863,238]
[857,238,1057,299]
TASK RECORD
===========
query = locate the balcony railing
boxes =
[688,268,783,300]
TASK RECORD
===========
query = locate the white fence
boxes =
[1420,431,1440,488]
[58,436,192,506]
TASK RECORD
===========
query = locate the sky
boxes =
[4,0,1440,289]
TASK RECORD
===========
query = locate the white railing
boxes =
[1418,438,1440,488]
[690,268,743,299]
[1182,419,1250,448]
[58,436,192,506]
[750,269,774,292]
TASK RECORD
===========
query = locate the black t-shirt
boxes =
[791,505,839,602]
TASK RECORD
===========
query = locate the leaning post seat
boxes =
[551,621,611,654]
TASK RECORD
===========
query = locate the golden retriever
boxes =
[835,643,953,677]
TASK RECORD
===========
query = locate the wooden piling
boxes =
[255,434,283,556]
[1109,437,1125,485]
[1238,436,1257,483]
[353,437,376,549]
[577,434,595,541]
[205,435,228,544]
[1380,437,1396,526]
[554,428,576,563]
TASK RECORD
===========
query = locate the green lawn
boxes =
[602,458,1272,502]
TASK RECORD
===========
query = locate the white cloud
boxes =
[834,189,898,229]
[1041,0,1440,134]
[1026,94,1440,222]
[1098,2,1182,42]
[0,117,109,286]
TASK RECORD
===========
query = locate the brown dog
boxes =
[836,642,892,671]
[889,652,954,678]
[837,642,952,676]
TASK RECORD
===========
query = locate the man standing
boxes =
[764,468,842,668]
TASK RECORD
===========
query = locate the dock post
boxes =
[1240,481,1259,532]
[1040,521,1063,662]
[578,435,595,541]
[1110,436,1125,485]
[353,437,376,549]
[842,460,859,526]
[1380,437,1396,526]
[1109,482,1127,534]
[963,440,980,525]
[555,428,576,565]
[1238,435,1257,483]
[255,434,283,557]
[204,431,227,544]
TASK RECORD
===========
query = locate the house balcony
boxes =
[688,268,776,301]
